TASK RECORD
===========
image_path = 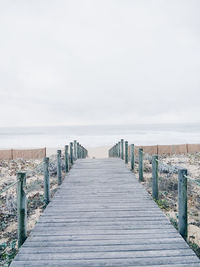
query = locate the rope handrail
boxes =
[0,140,88,250]
[109,140,200,241]
[0,157,53,196]
[156,158,179,169]
[184,174,200,186]
[0,180,18,195]
[141,150,152,159]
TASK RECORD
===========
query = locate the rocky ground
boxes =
[0,155,66,266]
[133,153,200,258]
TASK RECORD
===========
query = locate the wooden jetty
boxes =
[11,158,200,266]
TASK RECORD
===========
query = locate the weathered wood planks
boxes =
[10,158,200,266]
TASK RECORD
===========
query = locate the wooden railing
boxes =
[109,139,200,241]
[0,140,88,249]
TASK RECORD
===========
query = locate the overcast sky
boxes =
[0,0,200,127]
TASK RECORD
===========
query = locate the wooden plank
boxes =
[18,244,191,253]
[22,237,186,247]
[11,261,200,267]
[27,233,185,242]
[14,249,196,260]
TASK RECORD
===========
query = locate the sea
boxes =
[0,123,200,149]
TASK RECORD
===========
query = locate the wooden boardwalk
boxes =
[11,158,200,266]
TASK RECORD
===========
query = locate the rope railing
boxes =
[0,180,19,195]
[0,140,88,249]
[140,150,181,174]
[108,140,199,241]
[184,174,200,186]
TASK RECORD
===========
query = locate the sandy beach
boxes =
[46,146,110,158]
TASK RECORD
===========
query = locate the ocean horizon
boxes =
[0,123,200,149]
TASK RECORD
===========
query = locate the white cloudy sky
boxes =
[0,0,200,127]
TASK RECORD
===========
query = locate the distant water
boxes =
[0,123,200,148]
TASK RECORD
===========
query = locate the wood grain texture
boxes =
[10,158,199,266]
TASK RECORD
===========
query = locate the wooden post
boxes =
[84,148,87,158]
[57,150,62,186]
[77,142,80,159]
[79,145,82,159]
[139,148,143,182]
[74,140,77,160]
[82,146,84,158]
[70,142,73,165]
[121,139,124,160]
[152,155,158,200]
[125,141,128,164]
[44,157,50,205]
[65,145,69,172]
[79,144,81,158]
[118,141,120,158]
[178,169,188,240]
[17,172,27,248]
[130,144,135,171]
[114,144,117,157]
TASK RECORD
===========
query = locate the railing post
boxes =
[114,144,117,157]
[65,145,69,172]
[121,139,124,160]
[125,141,128,164]
[57,150,62,186]
[118,141,120,158]
[79,144,82,158]
[44,157,50,205]
[78,143,81,159]
[82,147,84,158]
[139,148,144,182]
[152,155,158,200]
[70,142,74,165]
[82,147,85,158]
[81,146,83,158]
[84,148,87,158]
[74,140,77,160]
[79,145,82,158]
[178,169,188,240]
[77,143,79,159]
[130,144,135,171]
[17,172,27,248]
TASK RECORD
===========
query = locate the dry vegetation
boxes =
[1,153,200,265]
[134,153,200,257]
[0,155,65,266]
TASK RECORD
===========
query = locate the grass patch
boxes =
[169,217,178,230]
[0,240,18,266]
[188,241,200,258]
[155,199,169,210]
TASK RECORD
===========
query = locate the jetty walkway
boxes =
[11,158,200,266]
